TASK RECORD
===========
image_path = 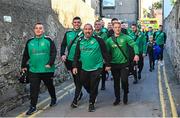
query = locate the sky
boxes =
[143,0,153,8]
[164,0,174,18]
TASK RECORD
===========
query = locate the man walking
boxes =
[153,25,166,66]
[21,22,57,115]
[93,20,108,90]
[73,24,110,112]
[60,16,83,108]
[106,22,139,105]
[129,24,147,84]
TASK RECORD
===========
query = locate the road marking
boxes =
[158,64,166,118]
[28,87,75,118]
[163,65,178,117]
[16,83,74,118]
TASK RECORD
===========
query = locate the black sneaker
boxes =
[71,100,78,108]
[88,103,95,112]
[149,68,152,72]
[26,106,37,115]
[123,94,128,105]
[138,73,141,80]
[101,86,106,90]
[77,92,83,101]
[50,98,57,107]
[113,99,120,106]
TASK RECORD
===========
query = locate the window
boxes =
[103,0,115,7]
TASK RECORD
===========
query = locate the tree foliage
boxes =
[152,1,162,9]
[170,0,177,6]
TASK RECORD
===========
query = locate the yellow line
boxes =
[16,83,74,118]
[163,65,178,117]
[28,87,75,118]
[158,64,166,118]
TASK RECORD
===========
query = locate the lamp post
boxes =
[162,0,164,26]
[99,0,103,17]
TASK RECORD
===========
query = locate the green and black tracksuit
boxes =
[73,35,110,104]
[21,35,57,107]
[129,31,147,80]
[106,33,139,102]
[60,29,83,70]
[60,28,83,102]
[93,30,108,89]
[153,30,166,60]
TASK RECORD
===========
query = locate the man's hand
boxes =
[133,55,139,62]
[105,66,111,71]
[45,65,51,68]
[21,68,27,72]
[61,55,67,62]
[72,68,78,75]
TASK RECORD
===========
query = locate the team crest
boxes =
[90,41,94,44]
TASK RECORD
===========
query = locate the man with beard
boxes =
[73,24,111,112]
[129,24,147,84]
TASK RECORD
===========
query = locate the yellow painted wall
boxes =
[51,0,96,28]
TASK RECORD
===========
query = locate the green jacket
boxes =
[60,29,83,61]
[106,33,139,64]
[154,30,166,45]
[21,35,57,73]
[93,30,108,41]
[129,31,147,54]
[101,26,108,33]
[73,36,110,71]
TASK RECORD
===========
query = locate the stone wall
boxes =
[164,1,180,82]
[0,0,70,116]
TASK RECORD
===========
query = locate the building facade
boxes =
[101,0,139,23]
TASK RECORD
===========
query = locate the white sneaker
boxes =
[158,60,161,65]
[160,61,164,66]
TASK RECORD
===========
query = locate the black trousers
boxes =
[129,54,144,79]
[149,54,155,69]
[65,60,82,102]
[158,44,164,61]
[80,69,102,104]
[29,74,56,107]
[111,65,129,101]
[101,64,107,88]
